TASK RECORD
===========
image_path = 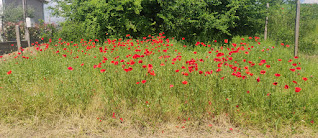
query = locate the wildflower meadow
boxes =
[0,34,317,136]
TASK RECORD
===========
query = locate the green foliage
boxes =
[50,0,162,41]
[268,3,318,54]
[49,0,269,42]
[49,0,318,54]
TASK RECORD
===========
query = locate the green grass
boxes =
[0,35,317,134]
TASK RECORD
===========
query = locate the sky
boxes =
[301,0,318,3]
[44,0,318,24]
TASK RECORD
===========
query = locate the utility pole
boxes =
[0,0,4,42]
[22,0,31,47]
[294,0,300,56]
[264,3,269,41]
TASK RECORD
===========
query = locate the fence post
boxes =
[15,25,21,53]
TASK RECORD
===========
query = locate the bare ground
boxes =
[0,113,316,138]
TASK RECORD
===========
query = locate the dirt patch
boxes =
[0,114,316,138]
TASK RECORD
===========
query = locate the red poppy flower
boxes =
[148,64,153,69]
[100,69,106,73]
[293,81,298,84]
[275,74,281,77]
[285,85,289,89]
[260,70,266,74]
[68,67,73,71]
[303,77,308,81]
[182,81,188,84]
[112,113,116,119]
[278,59,282,61]
[295,87,301,92]
[7,70,12,75]
[290,69,296,72]
[224,39,228,43]
[142,80,147,83]
[216,53,224,57]
[257,77,260,82]
[260,60,266,64]
[266,65,271,68]
[273,82,278,85]
[296,67,301,70]
[182,72,189,76]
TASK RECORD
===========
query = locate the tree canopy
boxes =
[49,0,275,41]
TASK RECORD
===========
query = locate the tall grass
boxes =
[0,35,317,132]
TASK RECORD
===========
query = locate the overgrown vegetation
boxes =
[1,0,317,136]
[49,0,318,54]
[49,0,271,41]
[268,3,318,54]
[0,36,317,135]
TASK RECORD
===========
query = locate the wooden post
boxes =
[264,3,269,41]
[294,0,300,56]
[15,25,21,53]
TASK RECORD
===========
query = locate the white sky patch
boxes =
[302,0,318,3]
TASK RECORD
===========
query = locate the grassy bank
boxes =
[0,35,317,136]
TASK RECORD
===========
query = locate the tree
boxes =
[48,0,274,42]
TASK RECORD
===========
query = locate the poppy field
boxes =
[0,34,317,135]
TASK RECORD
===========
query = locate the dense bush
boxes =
[49,0,318,54]
[50,0,270,42]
